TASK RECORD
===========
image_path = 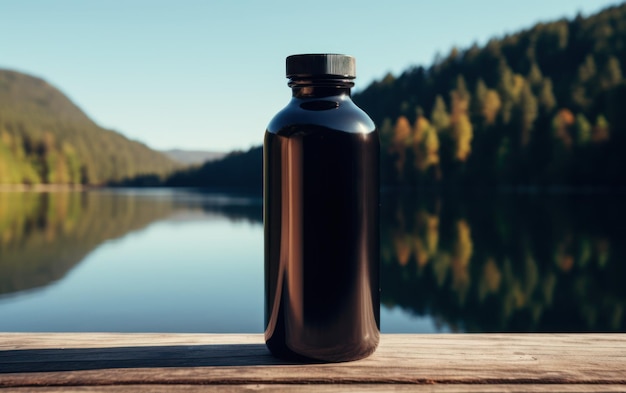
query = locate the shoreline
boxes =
[0,184,100,192]
[2,184,625,195]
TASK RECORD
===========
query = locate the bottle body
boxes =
[264,91,380,362]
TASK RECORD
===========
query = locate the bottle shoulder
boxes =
[267,96,375,135]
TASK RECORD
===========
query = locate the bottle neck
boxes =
[288,77,354,98]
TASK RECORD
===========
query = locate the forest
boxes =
[355,3,626,188]
[0,70,177,185]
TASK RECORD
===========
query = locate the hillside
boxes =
[0,70,178,185]
[354,2,626,187]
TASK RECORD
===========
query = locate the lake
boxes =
[0,189,624,333]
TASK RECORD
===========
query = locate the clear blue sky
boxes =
[0,0,620,152]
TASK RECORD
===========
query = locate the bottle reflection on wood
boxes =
[264,54,380,362]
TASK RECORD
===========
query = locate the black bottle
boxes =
[264,54,379,362]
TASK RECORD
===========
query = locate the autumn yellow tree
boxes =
[413,115,440,171]
[391,116,412,179]
[420,123,441,171]
[482,89,502,125]
[450,75,473,161]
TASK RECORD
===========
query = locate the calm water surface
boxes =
[0,189,624,333]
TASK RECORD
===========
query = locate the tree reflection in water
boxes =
[0,190,261,298]
[1,189,624,332]
[0,191,177,296]
[381,191,626,332]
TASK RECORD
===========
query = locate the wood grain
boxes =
[2,385,626,393]
[1,333,625,392]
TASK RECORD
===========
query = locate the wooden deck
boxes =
[1,333,625,392]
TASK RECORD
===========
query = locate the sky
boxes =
[0,0,621,153]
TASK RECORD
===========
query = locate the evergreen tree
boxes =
[527,62,544,91]
[537,78,557,114]
[516,82,539,148]
[571,55,597,110]
[592,115,610,143]
[600,56,623,90]
[472,78,488,120]
[431,95,450,132]
[575,113,592,146]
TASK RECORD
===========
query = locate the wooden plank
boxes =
[0,334,625,391]
[2,385,626,393]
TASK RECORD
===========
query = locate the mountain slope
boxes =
[353,3,626,187]
[0,70,178,185]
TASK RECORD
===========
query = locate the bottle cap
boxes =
[286,54,356,79]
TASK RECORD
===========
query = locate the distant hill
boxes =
[161,149,226,166]
[163,147,262,191]
[0,70,178,185]
[112,146,262,191]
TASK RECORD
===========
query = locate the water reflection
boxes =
[0,190,261,298]
[381,191,626,332]
[1,189,624,332]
